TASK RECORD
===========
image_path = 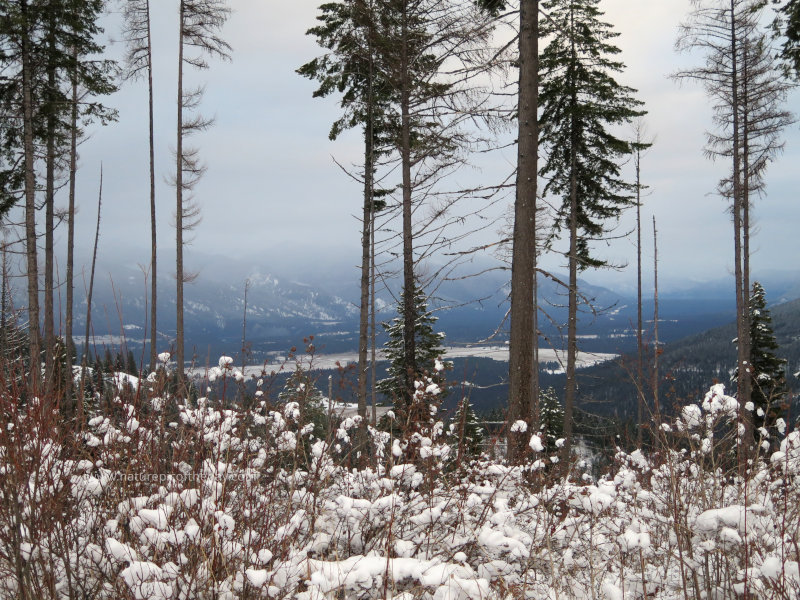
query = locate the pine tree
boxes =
[538,0,646,460]
[298,0,393,424]
[0,0,115,395]
[538,386,564,451]
[755,0,800,77]
[451,396,484,460]
[377,284,447,427]
[747,281,788,436]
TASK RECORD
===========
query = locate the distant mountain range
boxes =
[39,248,800,371]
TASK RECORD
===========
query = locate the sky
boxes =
[58,0,800,295]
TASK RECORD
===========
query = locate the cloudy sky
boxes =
[63,0,799,293]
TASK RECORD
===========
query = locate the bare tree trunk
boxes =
[531,266,539,427]
[728,0,752,469]
[635,142,644,446]
[65,48,79,411]
[507,0,538,462]
[370,204,377,427]
[562,11,578,464]
[652,216,660,419]
[241,279,249,372]
[741,48,752,418]
[2,243,8,354]
[146,0,158,373]
[176,0,186,394]
[562,142,578,464]
[21,0,41,395]
[80,166,103,424]
[400,1,416,410]
[44,26,57,395]
[357,118,373,423]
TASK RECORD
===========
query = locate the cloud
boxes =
[61,0,800,292]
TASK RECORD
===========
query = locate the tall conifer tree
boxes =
[538,0,646,460]
[298,0,392,425]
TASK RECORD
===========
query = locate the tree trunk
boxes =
[65,48,79,412]
[21,0,41,395]
[176,0,186,393]
[357,134,372,420]
[147,0,158,373]
[370,198,378,427]
[357,8,374,422]
[636,145,644,446]
[531,266,539,427]
[652,216,660,418]
[562,7,578,465]
[507,0,538,462]
[562,144,578,465]
[80,165,103,425]
[741,43,752,421]
[729,0,752,468]
[400,1,416,410]
[44,26,56,396]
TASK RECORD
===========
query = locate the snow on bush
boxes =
[0,377,799,599]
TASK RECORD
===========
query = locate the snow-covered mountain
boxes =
[49,248,800,362]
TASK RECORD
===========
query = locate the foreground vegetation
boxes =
[0,356,798,600]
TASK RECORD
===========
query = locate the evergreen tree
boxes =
[755,0,800,77]
[538,386,564,451]
[0,0,115,394]
[450,396,484,460]
[747,281,788,436]
[377,284,447,427]
[126,349,138,376]
[778,0,800,75]
[298,0,393,424]
[538,0,646,460]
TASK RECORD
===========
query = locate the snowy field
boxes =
[188,346,617,379]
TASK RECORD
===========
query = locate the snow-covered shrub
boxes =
[2,370,799,599]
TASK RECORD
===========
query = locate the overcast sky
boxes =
[62,0,799,293]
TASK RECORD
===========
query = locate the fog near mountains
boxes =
[42,244,800,365]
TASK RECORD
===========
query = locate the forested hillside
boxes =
[574,297,800,421]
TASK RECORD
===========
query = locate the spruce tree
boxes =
[747,281,788,436]
[538,0,646,460]
[451,396,484,460]
[377,284,447,428]
[538,386,564,452]
[755,0,800,77]
[0,0,115,394]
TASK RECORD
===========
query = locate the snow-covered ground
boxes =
[188,346,616,379]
